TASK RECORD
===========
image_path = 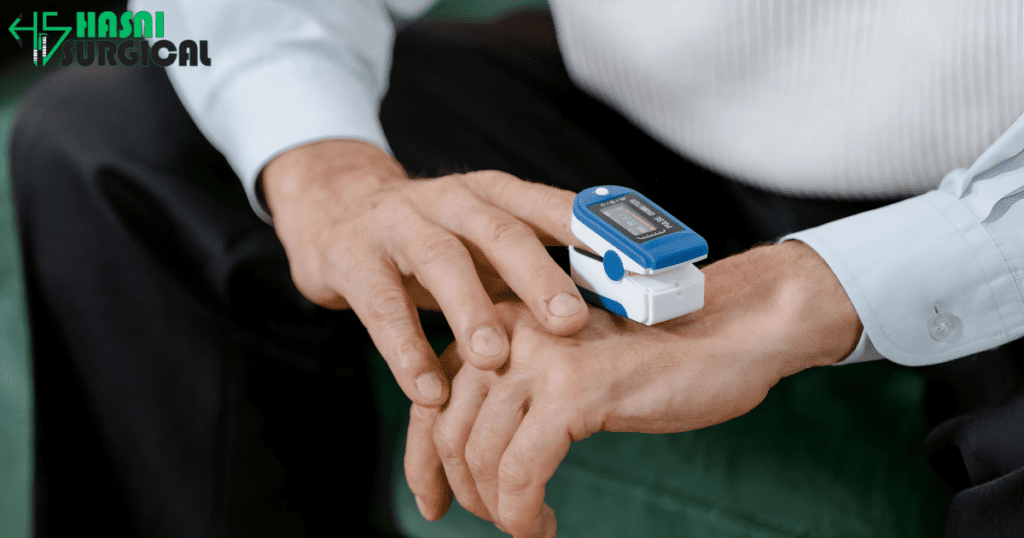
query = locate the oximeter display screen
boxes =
[600,204,655,237]
[589,194,680,243]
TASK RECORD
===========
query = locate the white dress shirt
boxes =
[131,0,1024,367]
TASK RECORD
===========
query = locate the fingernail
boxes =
[415,495,429,518]
[547,292,582,317]
[415,373,443,401]
[531,505,555,537]
[532,506,557,532]
[530,512,546,536]
[471,326,504,357]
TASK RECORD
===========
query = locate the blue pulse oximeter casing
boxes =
[569,186,708,325]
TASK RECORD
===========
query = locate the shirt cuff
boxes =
[834,329,885,365]
[781,190,1023,366]
[201,56,391,224]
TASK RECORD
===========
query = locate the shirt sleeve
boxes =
[782,112,1024,366]
[127,0,436,224]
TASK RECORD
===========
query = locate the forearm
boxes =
[664,241,858,379]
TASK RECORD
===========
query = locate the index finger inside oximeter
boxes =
[569,186,708,325]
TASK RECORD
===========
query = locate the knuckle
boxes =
[508,326,547,361]
[468,169,506,184]
[488,169,517,183]
[409,402,438,423]
[422,176,474,206]
[437,450,463,470]
[499,507,532,536]
[415,231,465,268]
[471,169,515,198]
[287,257,331,304]
[439,173,471,191]
[321,228,354,263]
[464,443,495,479]
[485,218,533,250]
[542,359,584,402]
[365,284,410,323]
[416,233,464,267]
[545,359,574,390]
[367,196,422,243]
[433,423,462,462]
[390,339,428,375]
[461,498,494,523]
[294,283,337,309]
[541,189,570,214]
[491,173,517,201]
[367,192,414,226]
[498,455,533,494]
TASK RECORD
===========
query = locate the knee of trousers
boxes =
[8,66,289,311]
[10,66,205,214]
[11,72,92,210]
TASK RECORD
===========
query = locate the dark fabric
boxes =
[10,13,1023,537]
[12,66,383,537]
[922,341,1024,537]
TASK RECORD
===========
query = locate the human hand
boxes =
[405,240,862,536]
[261,139,589,407]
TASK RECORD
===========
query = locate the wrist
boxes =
[774,240,862,371]
[680,241,861,382]
[261,139,408,219]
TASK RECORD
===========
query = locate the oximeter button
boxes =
[603,250,625,281]
[595,187,609,195]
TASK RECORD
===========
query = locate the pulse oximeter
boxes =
[569,186,708,325]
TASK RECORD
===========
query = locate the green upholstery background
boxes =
[0,64,34,538]
[0,1,951,536]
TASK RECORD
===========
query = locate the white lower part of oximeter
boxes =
[569,246,705,325]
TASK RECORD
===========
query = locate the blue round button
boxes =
[603,250,625,281]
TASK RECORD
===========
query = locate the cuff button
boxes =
[928,312,962,342]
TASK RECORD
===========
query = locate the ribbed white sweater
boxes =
[550,0,1024,198]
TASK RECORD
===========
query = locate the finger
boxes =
[392,218,510,370]
[437,339,467,379]
[464,384,529,523]
[403,342,465,521]
[405,403,452,521]
[495,300,544,336]
[465,171,583,249]
[433,366,493,521]
[495,402,571,537]
[332,248,448,407]
[404,269,512,309]
[426,183,587,336]
[459,241,516,298]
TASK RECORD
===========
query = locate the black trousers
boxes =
[11,15,1024,537]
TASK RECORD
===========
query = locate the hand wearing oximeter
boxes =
[569,186,708,325]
